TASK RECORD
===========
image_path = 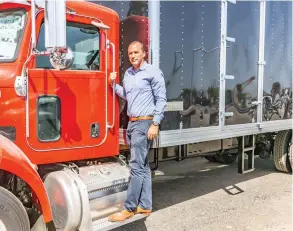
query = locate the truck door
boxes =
[26,14,113,151]
[222,1,262,127]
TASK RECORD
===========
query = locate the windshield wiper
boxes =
[86,50,99,69]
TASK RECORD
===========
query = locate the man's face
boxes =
[128,43,145,68]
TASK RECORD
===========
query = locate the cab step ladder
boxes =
[238,135,256,174]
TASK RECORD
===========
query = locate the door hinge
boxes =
[220,74,235,81]
[227,0,236,4]
[251,101,262,106]
[220,111,234,119]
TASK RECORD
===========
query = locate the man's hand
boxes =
[109,72,117,86]
[147,124,159,140]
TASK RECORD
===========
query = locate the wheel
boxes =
[289,141,293,169]
[204,156,217,162]
[0,187,30,231]
[204,151,237,165]
[273,130,292,173]
[215,152,238,164]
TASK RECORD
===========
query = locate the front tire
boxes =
[0,187,30,231]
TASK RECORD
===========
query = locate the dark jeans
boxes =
[124,120,153,211]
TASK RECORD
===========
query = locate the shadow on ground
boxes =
[113,156,283,231]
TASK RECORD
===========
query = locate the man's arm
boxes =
[109,72,127,100]
[114,84,127,100]
[151,69,167,125]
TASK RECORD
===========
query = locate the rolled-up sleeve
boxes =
[151,69,167,124]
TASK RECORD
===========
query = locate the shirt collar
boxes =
[128,61,148,74]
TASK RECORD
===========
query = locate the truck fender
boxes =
[0,135,54,226]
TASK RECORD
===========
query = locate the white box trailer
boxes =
[97,0,293,174]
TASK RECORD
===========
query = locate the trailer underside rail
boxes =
[238,135,256,174]
[156,119,291,148]
[91,214,146,231]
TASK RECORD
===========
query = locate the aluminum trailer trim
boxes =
[157,119,292,147]
[149,0,160,68]
[119,119,292,148]
[255,0,266,128]
[219,0,229,129]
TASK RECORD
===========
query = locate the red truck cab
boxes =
[0,2,136,231]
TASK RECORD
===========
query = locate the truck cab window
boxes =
[36,22,100,70]
[37,96,61,142]
[0,10,26,62]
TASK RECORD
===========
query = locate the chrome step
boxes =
[91,214,146,231]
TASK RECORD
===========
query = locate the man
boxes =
[108,41,167,222]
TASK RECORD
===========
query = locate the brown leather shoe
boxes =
[108,210,134,222]
[135,207,152,216]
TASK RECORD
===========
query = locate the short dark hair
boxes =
[128,41,145,52]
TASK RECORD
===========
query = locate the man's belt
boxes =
[129,116,153,122]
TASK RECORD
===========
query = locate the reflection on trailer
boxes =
[101,0,292,173]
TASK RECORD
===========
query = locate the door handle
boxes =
[107,40,116,129]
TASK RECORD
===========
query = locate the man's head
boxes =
[128,41,146,70]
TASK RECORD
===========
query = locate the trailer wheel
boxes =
[0,187,30,231]
[273,130,292,173]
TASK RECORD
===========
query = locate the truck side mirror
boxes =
[43,0,74,70]
[49,47,74,70]
[44,0,66,49]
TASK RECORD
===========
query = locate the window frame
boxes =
[35,19,101,71]
[37,95,61,143]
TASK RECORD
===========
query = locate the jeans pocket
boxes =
[137,120,152,136]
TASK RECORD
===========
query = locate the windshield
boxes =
[0,9,26,62]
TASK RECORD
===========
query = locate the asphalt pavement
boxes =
[113,156,292,231]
